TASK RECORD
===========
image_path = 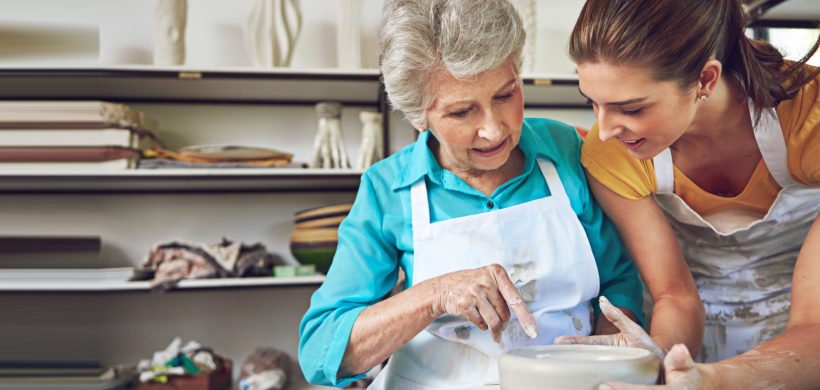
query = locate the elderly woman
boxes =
[298,0,644,388]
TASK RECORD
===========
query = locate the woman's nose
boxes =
[478,115,504,142]
[596,109,622,142]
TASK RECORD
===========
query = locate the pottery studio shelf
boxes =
[0,274,326,292]
[0,168,365,193]
[0,65,589,107]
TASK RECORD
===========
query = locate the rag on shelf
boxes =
[137,238,283,291]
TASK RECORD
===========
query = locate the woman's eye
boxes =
[621,108,643,116]
[494,93,513,102]
[449,108,471,118]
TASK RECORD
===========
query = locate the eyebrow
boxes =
[578,88,648,106]
[438,78,518,111]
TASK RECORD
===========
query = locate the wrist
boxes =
[422,277,444,318]
[697,362,722,390]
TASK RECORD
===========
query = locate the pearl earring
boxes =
[698,94,708,101]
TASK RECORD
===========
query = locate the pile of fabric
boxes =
[134,238,285,291]
[138,338,231,388]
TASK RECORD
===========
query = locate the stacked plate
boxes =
[290,203,353,274]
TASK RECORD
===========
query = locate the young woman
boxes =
[556,0,820,388]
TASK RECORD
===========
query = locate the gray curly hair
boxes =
[379,0,526,129]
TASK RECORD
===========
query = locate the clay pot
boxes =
[498,345,660,390]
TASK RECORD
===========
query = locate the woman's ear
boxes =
[698,59,722,96]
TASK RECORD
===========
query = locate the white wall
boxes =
[0,0,585,72]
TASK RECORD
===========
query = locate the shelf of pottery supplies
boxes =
[0,168,365,194]
[0,65,384,105]
[0,270,326,292]
[0,65,591,107]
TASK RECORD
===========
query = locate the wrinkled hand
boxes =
[597,344,704,390]
[555,296,665,360]
[430,264,537,342]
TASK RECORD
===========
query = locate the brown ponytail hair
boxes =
[568,0,820,118]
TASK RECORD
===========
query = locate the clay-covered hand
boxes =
[430,264,537,342]
[596,344,705,390]
[555,296,665,360]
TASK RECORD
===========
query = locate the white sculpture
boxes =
[337,0,362,69]
[312,102,350,169]
[356,111,383,170]
[244,0,302,67]
[152,0,187,65]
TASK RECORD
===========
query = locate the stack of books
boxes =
[0,101,163,172]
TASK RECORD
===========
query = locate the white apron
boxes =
[651,103,820,362]
[369,159,600,389]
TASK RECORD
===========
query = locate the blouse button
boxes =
[487,200,495,209]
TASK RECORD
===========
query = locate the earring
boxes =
[698,94,709,101]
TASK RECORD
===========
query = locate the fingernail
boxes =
[598,384,614,390]
[599,296,610,307]
[525,324,537,339]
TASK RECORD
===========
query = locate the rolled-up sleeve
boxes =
[298,172,401,387]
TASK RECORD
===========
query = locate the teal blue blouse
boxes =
[298,118,644,387]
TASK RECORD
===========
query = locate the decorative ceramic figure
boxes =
[244,0,302,67]
[510,0,536,73]
[336,0,362,69]
[356,111,383,170]
[152,0,187,65]
[312,102,350,169]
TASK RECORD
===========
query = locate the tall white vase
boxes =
[152,0,187,65]
[511,0,536,73]
[244,0,302,67]
[336,0,362,69]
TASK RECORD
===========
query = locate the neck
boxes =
[679,76,752,146]
[431,137,523,195]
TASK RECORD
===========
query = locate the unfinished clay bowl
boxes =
[498,345,659,390]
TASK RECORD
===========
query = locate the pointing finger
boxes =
[492,267,537,338]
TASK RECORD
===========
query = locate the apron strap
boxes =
[652,148,675,194]
[750,102,796,188]
[536,159,571,207]
[410,178,432,239]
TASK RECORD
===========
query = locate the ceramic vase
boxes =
[336,0,362,69]
[312,102,350,169]
[152,0,187,65]
[244,0,302,67]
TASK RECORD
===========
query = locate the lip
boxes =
[619,138,646,151]
[472,137,509,158]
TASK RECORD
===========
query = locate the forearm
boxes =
[650,293,704,355]
[702,323,820,389]
[340,278,439,375]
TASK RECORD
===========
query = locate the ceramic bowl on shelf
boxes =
[498,345,660,390]
[290,203,352,274]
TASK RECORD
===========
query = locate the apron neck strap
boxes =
[750,101,795,188]
[410,178,431,231]
[536,158,571,207]
[653,148,675,194]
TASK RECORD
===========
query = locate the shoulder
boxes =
[777,66,820,185]
[361,142,415,190]
[524,117,583,151]
[580,124,655,199]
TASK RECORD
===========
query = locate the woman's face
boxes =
[423,59,524,174]
[577,61,698,160]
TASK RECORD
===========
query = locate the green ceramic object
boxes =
[291,245,335,274]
